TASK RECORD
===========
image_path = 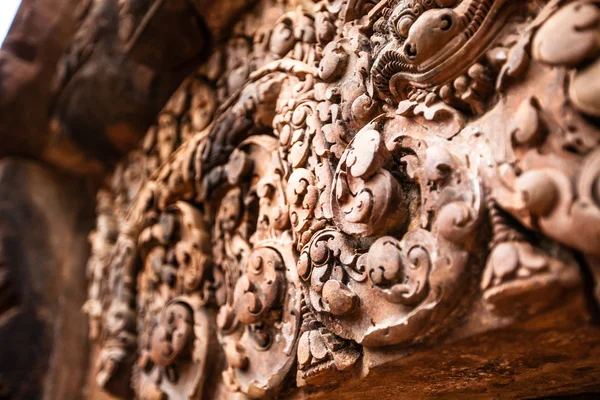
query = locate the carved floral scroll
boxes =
[85,0,599,398]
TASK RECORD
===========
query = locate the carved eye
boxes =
[440,15,453,31]
[396,16,415,38]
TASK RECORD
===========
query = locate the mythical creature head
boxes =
[372,0,508,101]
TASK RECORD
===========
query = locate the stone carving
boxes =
[297,114,482,346]
[489,0,600,256]
[371,0,515,117]
[296,294,361,387]
[481,198,580,315]
[532,0,600,117]
[85,0,598,398]
[136,299,211,400]
[93,223,139,395]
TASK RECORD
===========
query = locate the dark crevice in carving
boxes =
[0,266,19,322]
[574,250,600,326]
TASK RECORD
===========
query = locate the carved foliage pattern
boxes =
[86,0,598,398]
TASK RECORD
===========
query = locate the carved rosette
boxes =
[85,0,598,398]
[206,134,302,397]
[219,244,300,398]
[297,116,483,346]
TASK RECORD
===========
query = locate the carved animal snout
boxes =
[403,8,462,63]
[404,42,417,59]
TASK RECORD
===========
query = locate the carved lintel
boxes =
[84,0,600,398]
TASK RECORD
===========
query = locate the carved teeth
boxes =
[465,0,493,39]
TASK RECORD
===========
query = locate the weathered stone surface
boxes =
[2,0,600,399]
[82,0,600,398]
[298,295,600,399]
[0,159,94,399]
[1,0,253,175]
[0,0,79,158]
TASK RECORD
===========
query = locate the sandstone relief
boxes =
[82,0,600,398]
